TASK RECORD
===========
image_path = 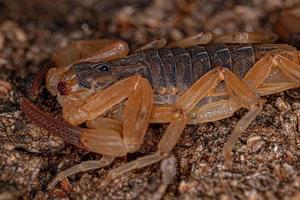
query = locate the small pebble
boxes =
[247,136,265,152]
[275,98,291,112]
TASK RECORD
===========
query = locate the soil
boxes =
[0,0,300,199]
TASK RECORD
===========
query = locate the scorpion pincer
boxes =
[20,32,300,189]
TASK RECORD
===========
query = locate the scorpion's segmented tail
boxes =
[20,97,86,149]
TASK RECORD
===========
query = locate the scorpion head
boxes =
[72,61,118,92]
[46,60,119,97]
[45,49,146,105]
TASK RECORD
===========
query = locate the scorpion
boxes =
[20,31,300,190]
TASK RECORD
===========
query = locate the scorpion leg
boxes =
[188,57,270,123]
[136,32,212,50]
[189,56,272,124]
[242,54,300,96]
[242,55,273,91]
[122,77,153,152]
[222,68,264,164]
[176,67,263,164]
[274,54,300,83]
[223,68,262,110]
[167,32,212,48]
[101,67,264,183]
[48,155,116,189]
[150,106,182,123]
[102,68,223,185]
[223,105,263,165]
[86,117,123,134]
[134,38,167,52]
[213,32,278,44]
[100,67,264,184]
[222,54,300,164]
[191,100,241,124]
[190,56,272,124]
[52,39,129,68]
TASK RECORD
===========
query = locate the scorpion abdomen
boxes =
[141,44,259,95]
[141,43,299,98]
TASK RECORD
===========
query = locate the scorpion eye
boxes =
[96,64,110,72]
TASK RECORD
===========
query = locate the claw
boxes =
[20,97,86,149]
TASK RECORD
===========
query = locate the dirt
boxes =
[0,0,300,199]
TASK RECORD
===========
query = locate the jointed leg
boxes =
[223,104,263,165]
[191,100,241,124]
[52,39,129,68]
[175,67,263,165]
[223,68,262,110]
[242,55,273,91]
[221,68,264,164]
[102,108,188,186]
[212,32,278,44]
[167,32,212,48]
[48,155,116,189]
[134,38,167,52]
[131,32,212,52]
[157,111,188,155]
[150,106,182,123]
[122,77,153,152]
[241,54,300,94]
[222,53,300,164]
[86,117,123,134]
[274,54,300,83]
[101,69,223,184]
[101,66,261,184]
[103,154,165,186]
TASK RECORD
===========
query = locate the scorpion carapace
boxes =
[20,32,300,190]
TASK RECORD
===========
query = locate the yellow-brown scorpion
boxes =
[20,30,300,189]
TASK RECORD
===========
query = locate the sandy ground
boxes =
[0,0,300,199]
